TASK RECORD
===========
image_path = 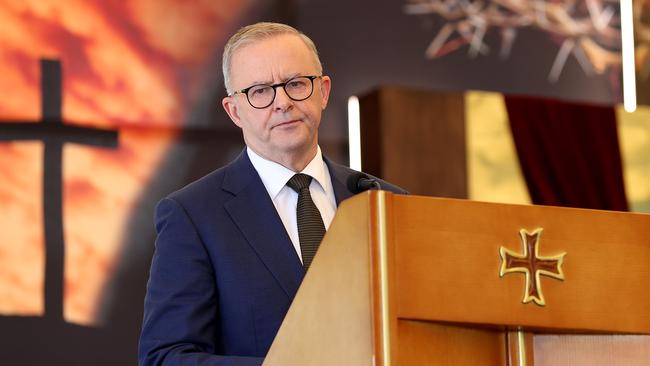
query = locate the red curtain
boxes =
[504,95,628,211]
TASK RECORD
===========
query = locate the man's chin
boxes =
[272,129,312,146]
[274,139,316,156]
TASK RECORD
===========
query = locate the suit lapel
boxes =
[222,151,304,299]
[324,156,356,205]
[220,152,356,299]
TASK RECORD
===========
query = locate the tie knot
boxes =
[287,173,313,193]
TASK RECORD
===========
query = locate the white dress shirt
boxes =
[247,146,337,263]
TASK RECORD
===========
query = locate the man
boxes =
[139,22,406,365]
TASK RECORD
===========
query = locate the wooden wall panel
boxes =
[396,320,506,365]
[534,335,650,366]
[358,87,466,198]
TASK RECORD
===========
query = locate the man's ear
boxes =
[319,76,331,110]
[222,96,243,128]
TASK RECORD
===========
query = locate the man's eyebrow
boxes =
[282,73,301,81]
[246,79,273,86]
[245,73,304,87]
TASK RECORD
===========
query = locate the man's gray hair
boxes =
[222,22,323,94]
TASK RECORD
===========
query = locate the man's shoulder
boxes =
[166,151,251,206]
[169,166,228,201]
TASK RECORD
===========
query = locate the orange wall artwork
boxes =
[0,1,250,363]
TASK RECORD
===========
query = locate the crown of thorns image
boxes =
[405,0,625,83]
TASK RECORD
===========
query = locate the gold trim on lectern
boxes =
[377,191,391,365]
[517,328,527,366]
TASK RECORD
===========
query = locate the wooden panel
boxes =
[534,335,650,366]
[396,320,506,365]
[358,86,466,198]
[390,194,650,333]
[264,195,373,365]
[266,192,650,365]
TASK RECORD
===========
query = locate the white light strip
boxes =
[621,0,637,112]
[347,96,362,171]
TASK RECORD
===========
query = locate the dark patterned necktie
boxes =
[286,173,326,271]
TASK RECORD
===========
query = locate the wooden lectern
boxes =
[264,191,650,365]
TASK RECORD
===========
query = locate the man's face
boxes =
[222,34,331,169]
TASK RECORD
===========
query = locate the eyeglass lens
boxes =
[247,76,314,108]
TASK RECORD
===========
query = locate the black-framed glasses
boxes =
[230,75,322,109]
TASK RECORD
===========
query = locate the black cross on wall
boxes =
[0,59,119,322]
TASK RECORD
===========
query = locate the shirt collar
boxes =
[247,146,330,199]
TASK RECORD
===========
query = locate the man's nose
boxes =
[273,86,293,111]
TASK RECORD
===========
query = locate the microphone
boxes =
[346,172,381,194]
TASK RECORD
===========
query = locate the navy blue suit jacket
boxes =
[139,150,406,366]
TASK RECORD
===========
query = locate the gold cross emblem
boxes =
[499,228,566,306]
